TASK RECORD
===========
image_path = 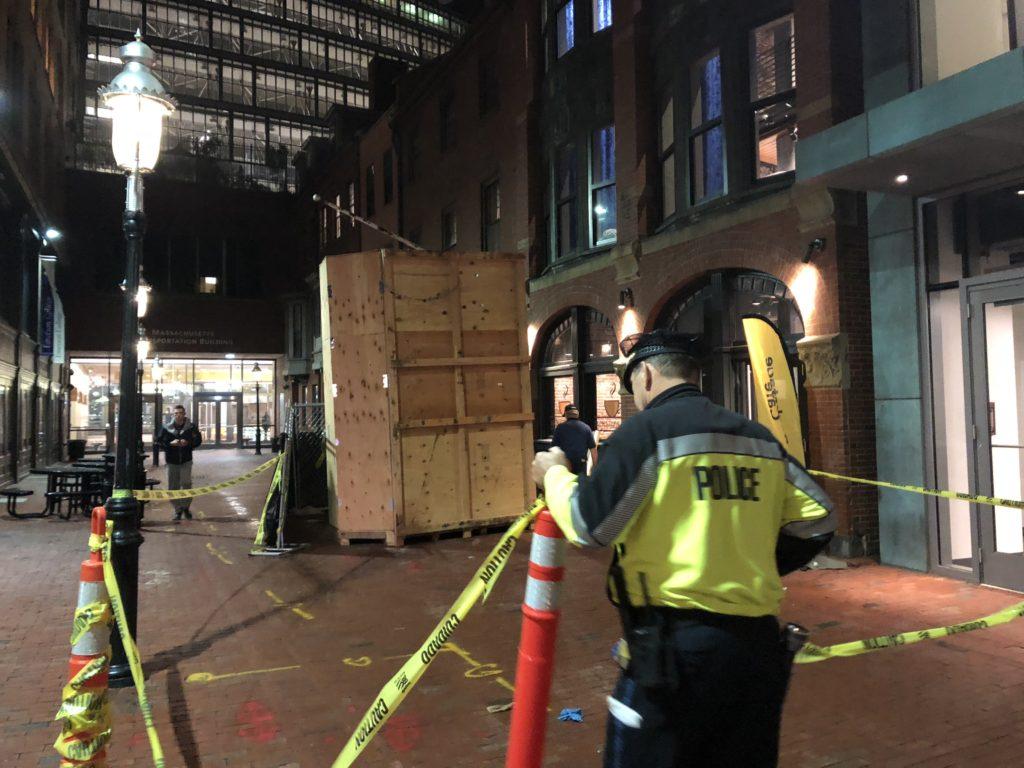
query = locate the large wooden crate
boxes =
[319,249,534,545]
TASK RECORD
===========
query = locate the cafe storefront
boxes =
[70,356,278,454]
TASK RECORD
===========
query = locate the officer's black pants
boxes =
[603,611,789,768]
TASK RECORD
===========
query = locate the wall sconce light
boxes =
[802,237,827,264]
[618,287,635,310]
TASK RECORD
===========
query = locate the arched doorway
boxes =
[656,270,805,419]
[534,307,621,443]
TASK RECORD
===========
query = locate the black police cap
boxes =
[620,330,704,394]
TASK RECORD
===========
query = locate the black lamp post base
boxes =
[108,661,135,688]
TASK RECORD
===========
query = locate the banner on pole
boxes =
[741,315,805,465]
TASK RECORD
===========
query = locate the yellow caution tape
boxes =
[101,523,166,768]
[809,469,1024,510]
[611,601,1024,669]
[795,600,1024,663]
[252,455,285,546]
[133,456,279,501]
[70,601,111,647]
[54,635,112,761]
[332,501,545,768]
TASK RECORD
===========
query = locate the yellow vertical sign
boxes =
[742,316,805,465]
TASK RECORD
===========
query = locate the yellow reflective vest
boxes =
[544,384,834,618]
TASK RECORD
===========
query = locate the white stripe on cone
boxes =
[529,534,566,569]
[71,580,110,657]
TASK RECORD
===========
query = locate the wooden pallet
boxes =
[336,516,516,548]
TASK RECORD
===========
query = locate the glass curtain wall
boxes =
[69,357,277,452]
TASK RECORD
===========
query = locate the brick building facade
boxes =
[305,0,878,557]
[0,0,85,483]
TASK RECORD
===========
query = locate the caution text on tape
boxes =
[332,501,544,768]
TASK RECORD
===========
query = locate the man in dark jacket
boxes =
[551,404,598,475]
[157,404,203,520]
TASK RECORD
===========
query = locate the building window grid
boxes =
[244,20,301,65]
[555,143,578,258]
[211,15,243,52]
[160,49,219,100]
[88,0,143,32]
[84,0,463,194]
[750,15,797,179]
[590,125,616,247]
[145,1,209,46]
[689,49,726,204]
[255,68,315,115]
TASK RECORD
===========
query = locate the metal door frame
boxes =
[962,268,1024,591]
[193,392,242,449]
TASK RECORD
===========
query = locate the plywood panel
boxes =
[392,258,456,333]
[463,365,524,417]
[322,252,395,536]
[400,429,461,530]
[395,330,454,360]
[396,369,458,421]
[324,249,532,542]
[468,425,532,521]
[460,260,519,332]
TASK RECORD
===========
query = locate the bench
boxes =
[2,488,36,518]
[46,490,95,520]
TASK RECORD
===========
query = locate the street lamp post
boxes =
[152,357,163,468]
[99,31,175,689]
[252,362,262,455]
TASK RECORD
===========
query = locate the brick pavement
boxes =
[2,449,1024,767]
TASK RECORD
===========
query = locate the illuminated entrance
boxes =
[70,356,277,453]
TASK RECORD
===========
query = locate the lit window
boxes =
[593,0,612,32]
[590,126,616,246]
[556,1,575,58]
[690,50,726,203]
[200,276,218,294]
[335,194,342,237]
[750,15,796,179]
[347,181,356,227]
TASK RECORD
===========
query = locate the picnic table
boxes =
[29,465,108,519]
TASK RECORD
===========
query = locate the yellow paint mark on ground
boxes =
[340,642,517,696]
[265,589,315,621]
[186,664,301,684]
[205,542,234,565]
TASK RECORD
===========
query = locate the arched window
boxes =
[657,270,804,419]
[535,307,620,441]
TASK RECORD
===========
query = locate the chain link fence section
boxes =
[284,402,327,517]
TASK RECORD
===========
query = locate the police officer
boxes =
[531,330,834,768]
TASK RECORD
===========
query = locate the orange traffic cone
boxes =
[54,508,112,768]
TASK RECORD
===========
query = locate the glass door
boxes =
[965,275,1024,591]
[194,393,242,448]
